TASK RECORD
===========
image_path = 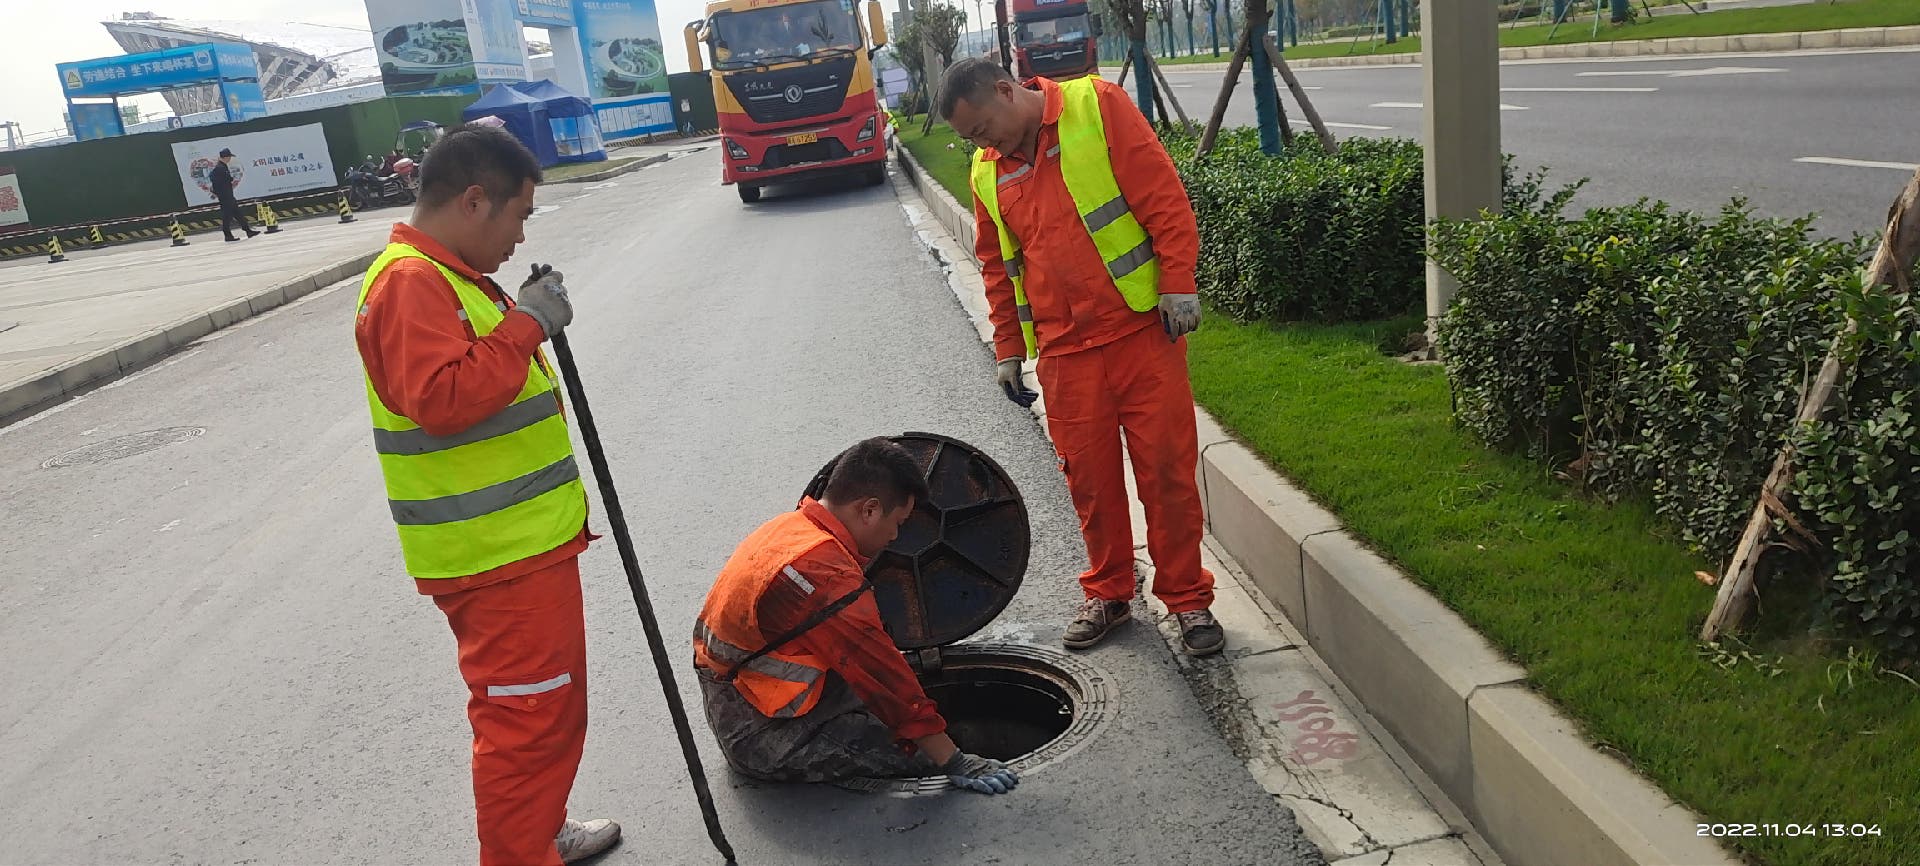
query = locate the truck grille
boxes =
[724,58,856,125]
[1027,45,1089,77]
[763,138,852,170]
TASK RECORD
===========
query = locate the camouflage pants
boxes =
[698,669,939,783]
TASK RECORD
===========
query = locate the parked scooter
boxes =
[343,153,417,210]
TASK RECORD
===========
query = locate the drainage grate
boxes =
[43,427,206,468]
[834,643,1116,796]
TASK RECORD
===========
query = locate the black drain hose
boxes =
[551,332,739,866]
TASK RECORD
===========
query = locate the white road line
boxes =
[1292,118,1393,131]
[1795,157,1920,172]
[1499,86,1658,92]
[1577,66,1785,78]
[1370,101,1530,111]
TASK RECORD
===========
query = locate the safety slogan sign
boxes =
[169,123,336,205]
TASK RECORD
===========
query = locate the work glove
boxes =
[944,750,1019,795]
[997,358,1038,408]
[516,263,573,339]
[1159,293,1201,340]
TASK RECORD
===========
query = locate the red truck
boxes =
[1006,0,1101,80]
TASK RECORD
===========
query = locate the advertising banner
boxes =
[221,82,270,121]
[69,103,126,142]
[515,0,576,28]
[170,123,335,205]
[0,168,30,228]
[575,0,673,137]
[366,0,482,95]
[576,0,670,100]
[466,0,531,82]
[213,44,262,79]
[57,44,219,98]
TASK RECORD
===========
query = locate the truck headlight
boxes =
[725,138,749,160]
[856,115,877,142]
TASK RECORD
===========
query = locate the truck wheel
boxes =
[864,164,887,187]
[737,184,761,203]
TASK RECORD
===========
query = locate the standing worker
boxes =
[693,438,1021,794]
[937,59,1225,657]
[352,123,622,865]
[208,148,258,242]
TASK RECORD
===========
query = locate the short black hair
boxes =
[822,437,930,511]
[937,57,1017,121]
[417,123,543,209]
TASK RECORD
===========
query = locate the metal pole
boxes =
[1421,0,1502,350]
[1381,0,1397,44]
[548,329,738,866]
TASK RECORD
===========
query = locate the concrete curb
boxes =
[548,153,671,185]
[1106,24,1920,71]
[892,144,1736,866]
[0,252,378,424]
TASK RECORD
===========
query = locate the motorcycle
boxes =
[344,154,417,210]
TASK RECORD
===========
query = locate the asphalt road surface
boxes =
[0,153,1325,865]
[1139,47,1920,238]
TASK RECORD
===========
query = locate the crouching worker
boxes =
[693,437,1020,795]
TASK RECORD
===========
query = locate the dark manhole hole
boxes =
[43,427,206,468]
[834,643,1115,796]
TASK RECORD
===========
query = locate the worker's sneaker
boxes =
[1175,609,1226,657]
[1062,597,1131,650]
[556,818,622,863]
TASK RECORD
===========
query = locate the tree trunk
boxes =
[1210,3,1221,55]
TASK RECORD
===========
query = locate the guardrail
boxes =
[0,187,360,262]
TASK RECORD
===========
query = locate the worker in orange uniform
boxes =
[938,58,1225,657]
[694,438,1021,794]
[353,123,623,866]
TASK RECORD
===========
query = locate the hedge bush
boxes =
[1430,186,1920,653]
[1169,129,1426,323]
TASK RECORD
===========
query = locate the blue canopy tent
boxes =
[462,80,606,167]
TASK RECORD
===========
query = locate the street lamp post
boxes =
[1421,0,1503,349]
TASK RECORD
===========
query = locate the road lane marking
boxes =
[1499,86,1658,92]
[1577,66,1785,77]
[1794,157,1920,172]
[1292,119,1393,131]
[1370,101,1530,111]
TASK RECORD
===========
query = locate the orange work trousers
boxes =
[1035,323,1214,613]
[434,557,589,866]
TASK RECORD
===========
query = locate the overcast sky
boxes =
[1,0,969,140]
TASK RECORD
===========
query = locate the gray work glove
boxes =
[996,358,1038,408]
[1159,293,1201,340]
[943,750,1019,795]
[516,263,572,339]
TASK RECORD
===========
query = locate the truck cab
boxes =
[1010,0,1101,81]
[686,0,893,203]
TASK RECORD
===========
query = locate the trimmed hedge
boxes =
[1431,184,1920,653]
[1169,129,1426,323]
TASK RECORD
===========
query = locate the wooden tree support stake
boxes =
[1701,168,1920,641]
[1197,25,1253,157]
[1264,33,1336,151]
[1144,54,1196,133]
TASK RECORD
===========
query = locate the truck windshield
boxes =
[1016,13,1090,47]
[712,0,864,68]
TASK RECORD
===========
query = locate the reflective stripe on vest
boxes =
[356,242,588,579]
[971,76,1163,359]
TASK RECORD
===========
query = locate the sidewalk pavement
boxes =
[0,215,396,423]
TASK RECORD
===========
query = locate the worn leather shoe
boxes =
[1176,609,1226,657]
[556,818,622,863]
[1063,598,1131,649]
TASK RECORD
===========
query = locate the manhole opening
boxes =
[834,643,1114,796]
[921,664,1074,761]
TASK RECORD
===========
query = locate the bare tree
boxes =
[924,1,969,65]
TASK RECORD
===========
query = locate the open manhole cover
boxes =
[43,427,205,468]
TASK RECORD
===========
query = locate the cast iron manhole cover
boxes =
[43,427,206,468]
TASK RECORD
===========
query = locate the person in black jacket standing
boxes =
[210,148,258,242]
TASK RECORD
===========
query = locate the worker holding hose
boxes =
[937,58,1226,658]
[694,438,1021,794]
[352,123,621,866]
